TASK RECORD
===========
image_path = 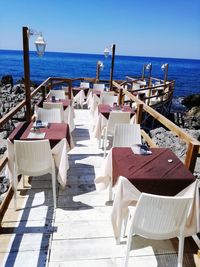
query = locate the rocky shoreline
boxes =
[0,75,199,203]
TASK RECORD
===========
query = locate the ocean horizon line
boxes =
[0,48,200,62]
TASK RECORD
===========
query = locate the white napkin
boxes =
[27,132,46,139]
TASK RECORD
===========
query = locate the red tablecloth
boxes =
[112,147,195,196]
[98,104,135,119]
[20,122,71,148]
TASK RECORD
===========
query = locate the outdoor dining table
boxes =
[93,104,135,140]
[7,121,74,188]
[95,147,199,243]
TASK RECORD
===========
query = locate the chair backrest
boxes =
[100,95,118,106]
[107,112,131,135]
[49,90,66,100]
[61,86,69,93]
[113,123,141,147]
[43,102,64,122]
[36,107,62,123]
[14,140,54,177]
[80,82,90,88]
[132,193,192,240]
[132,82,141,91]
[93,83,105,91]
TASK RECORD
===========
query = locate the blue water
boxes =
[0,49,200,97]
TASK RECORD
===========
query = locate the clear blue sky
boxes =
[0,0,199,59]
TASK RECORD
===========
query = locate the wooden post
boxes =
[68,81,72,99]
[118,88,123,106]
[185,141,199,173]
[142,64,146,80]
[23,26,32,122]
[96,61,100,81]
[136,103,143,124]
[110,44,116,91]
[41,85,46,100]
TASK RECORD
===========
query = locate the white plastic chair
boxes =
[49,89,66,100]
[43,102,64,122]
[113,123,141,147]
[100,95,118,106]
[124,193,192,267]
[13,140,56,210]
[80,82,90,88]
[93,83,105,91]
[103,112,131,158]
[36,107,62,123]
[80,82,90,105]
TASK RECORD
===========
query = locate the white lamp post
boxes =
[104,44,116,90]
[96,60,104,80]
[22,26,46,121]
[161,63,169,83]
[142,63,152,80]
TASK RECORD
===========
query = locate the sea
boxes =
[0,49,200,97]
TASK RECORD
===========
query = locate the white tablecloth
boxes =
[63,105,75,132]
[6,138,70,189]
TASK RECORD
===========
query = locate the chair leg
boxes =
[123,213,129,238]
[124,222,134,267]
[177,236,184,267]
[98,136,102,149]
[104,131,107,158]
[52,173,57,209]
[13,178,18,211]
[108,180,112,201]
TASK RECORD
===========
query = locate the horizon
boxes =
[0,0,199,60]
[0,48,200,62]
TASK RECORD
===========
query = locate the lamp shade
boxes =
[35,35,46,56]
[104,47,110,58]
[146,63,152,70]
[161,63,168,70]
[98,60,104,70]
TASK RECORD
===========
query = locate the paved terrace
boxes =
[0,109,198,267]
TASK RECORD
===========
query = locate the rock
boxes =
[1,75,13,87]
[182,94,200,109]
[14,85,24,94]
[183,106,200,130]
[150,127,200,167]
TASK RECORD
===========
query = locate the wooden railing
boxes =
[113,80,200,173]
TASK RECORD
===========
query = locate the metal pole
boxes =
[23,26,32,122]
[110,44,116,90]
